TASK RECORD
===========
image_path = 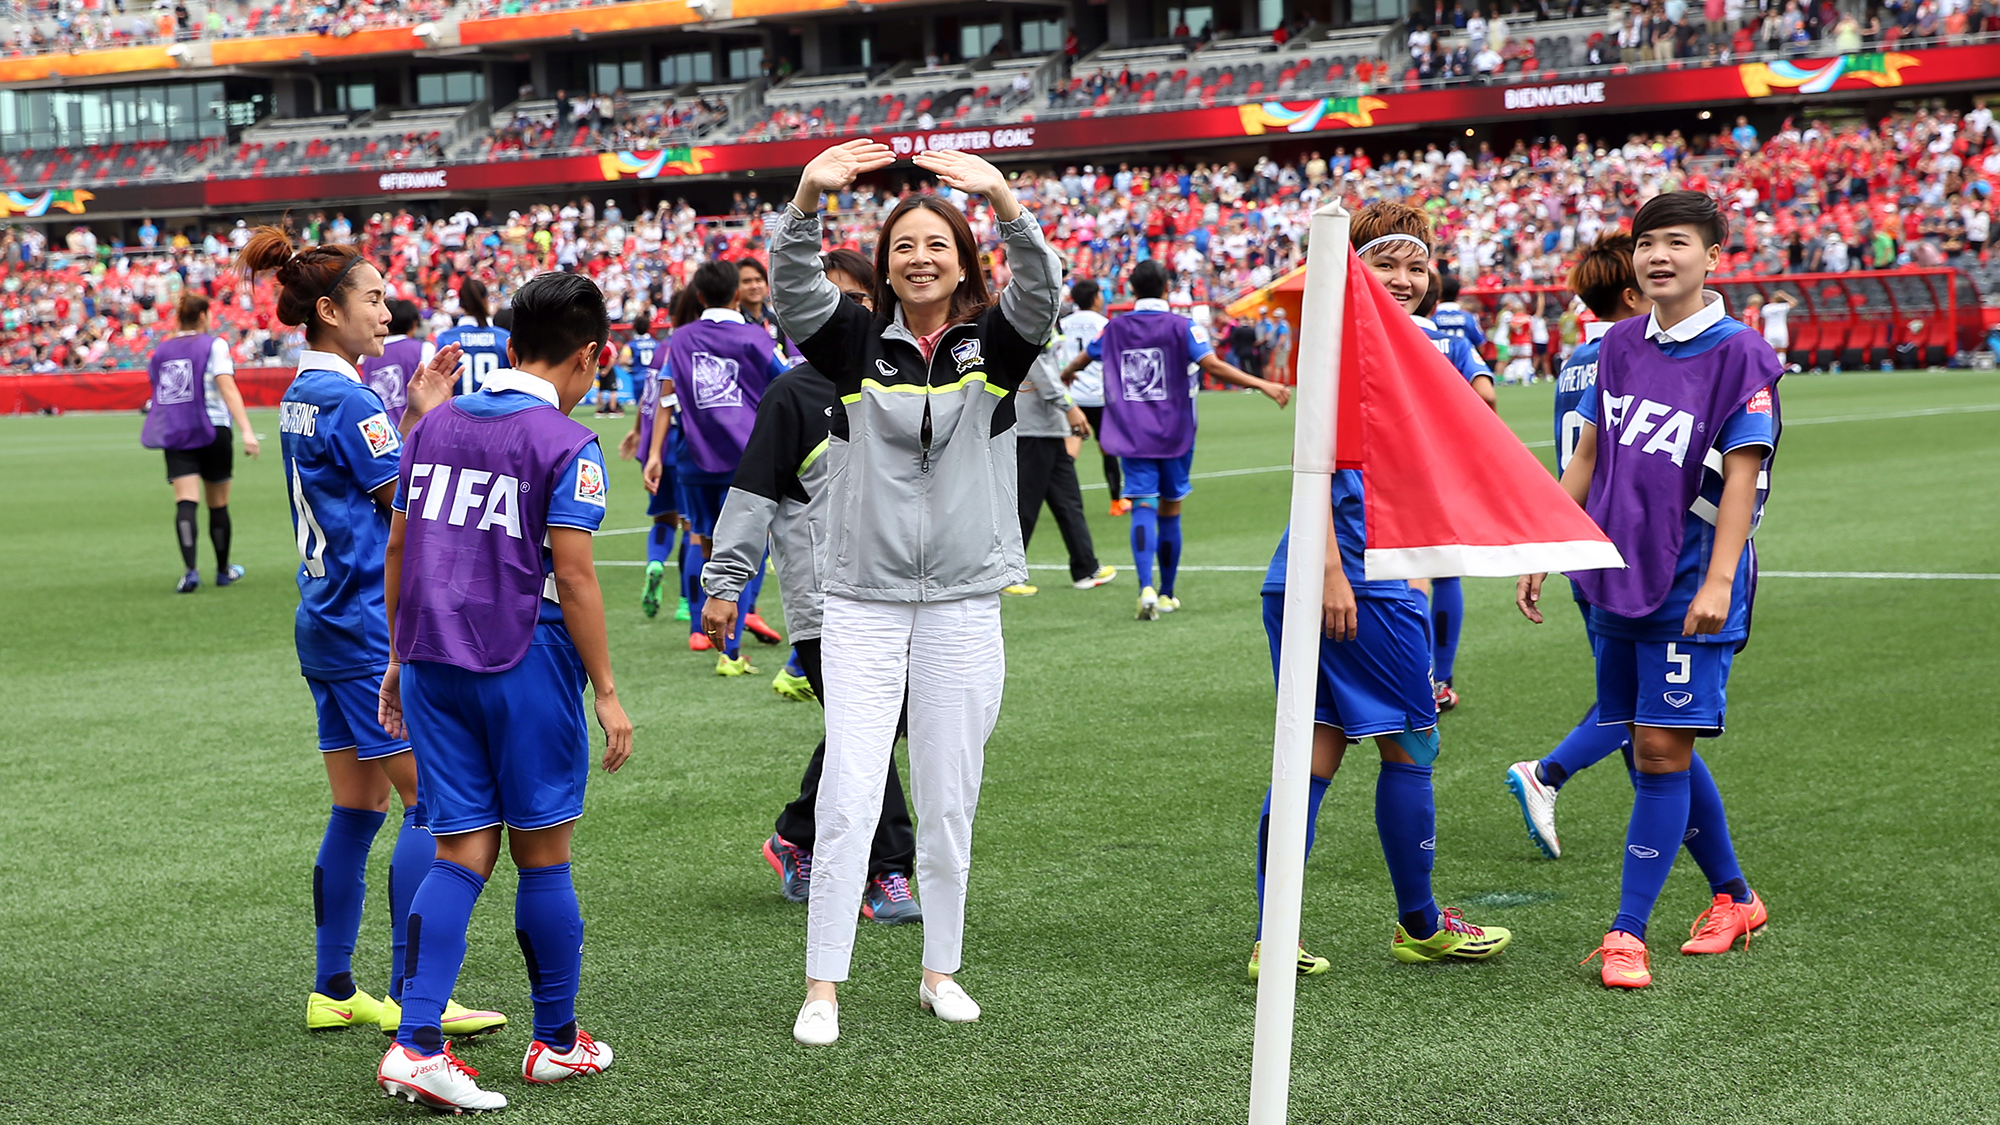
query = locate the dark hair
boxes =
[1130,259,1169,300]
[459,277,492,327]
[1568,230,1639,318]
[692,259,741,309]
[872,195,992,327]
[1070,278,1101,310]
[509,272,608,366]
[176,292,210,330]
[493,306,514,332]
[630,305,655,334]
[735,256,769,281]
[1632,190,1728,250]
[670,284,703,328]
[236,226,368,340]
[1439,272,1462,302]
[1415,264,1441,319]
[386,298,420,336]
[821,247,876,292]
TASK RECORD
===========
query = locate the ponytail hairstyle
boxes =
[176,291,211,331]
[459,277,492,327]
[236,226,367,342]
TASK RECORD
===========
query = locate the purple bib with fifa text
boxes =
[140,334,217,451]
[635,345,665,465]
[394,398,596,673]
[668,318,776,474]
[361,336,426,418]
[1571,317,1782,618]
[1098,312,1196,459]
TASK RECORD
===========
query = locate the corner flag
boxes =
[1247,202,1623,1125]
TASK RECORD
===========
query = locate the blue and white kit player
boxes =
[1412,304,1495,712]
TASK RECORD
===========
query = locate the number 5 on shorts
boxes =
[1665,643,1692,684]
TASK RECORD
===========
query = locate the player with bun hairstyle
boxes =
[242,227,503,1040]
[1504,231,1649,860]
[434,277,513,395]
[141,291,258,593]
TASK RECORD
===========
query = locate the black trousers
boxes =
[1078,405,1121,499]
[772,637,916,879]
[1017,435,1100,582]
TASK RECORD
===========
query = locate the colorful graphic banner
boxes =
[0,190,93,217]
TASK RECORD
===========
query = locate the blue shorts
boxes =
[1262,592,1437,740]
[646,468,679,518]
[675,473,732,537]
[1593,636,1735,733]
[1121,451,1195,502]
[309,674,410,760]
[401,626,591,834]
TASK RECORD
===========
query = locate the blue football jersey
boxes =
[1262,471,1424,604]
[280,367,404,679]
[1431,304,1487,349]
[1579,318,1777,644]
[434,323,513,395]
[1415,316,1492,386]
[1554,333,1604,475]
[628,333,660,373]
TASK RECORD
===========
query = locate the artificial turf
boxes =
[1,370,1995,1123]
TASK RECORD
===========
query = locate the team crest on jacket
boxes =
[951,338,982,371]
[574,459,607,506]
[357,413,399,457]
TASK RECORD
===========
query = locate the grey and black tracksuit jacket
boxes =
[701,366,836,641]
[768,205,1063,602]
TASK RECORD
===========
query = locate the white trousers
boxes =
[807,593,1003,982]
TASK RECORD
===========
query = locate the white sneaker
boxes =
[377,1043,507,1113]
[1504,760,1562,859]
[523,1028,614,1084]
[1073,565,1118,590]
[919,978,981,1023]
[793,998,839,1045]
[1136,585,1159,621]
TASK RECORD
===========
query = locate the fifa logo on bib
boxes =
[1120,347,1168,402]
[405,463,524,539]
[156,359,197,405]
[691,351,743,409]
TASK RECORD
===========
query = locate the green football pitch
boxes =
[3,371,1996,1124]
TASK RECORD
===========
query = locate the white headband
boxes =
[1356,233,1431,257]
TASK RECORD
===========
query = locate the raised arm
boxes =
[773,140,895,348]
[916,149,1061,345]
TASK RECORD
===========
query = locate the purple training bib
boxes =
[140,334,218,451]
[1098,312,1196,459]
[361,336,427,418]
[668,318,776,474]
[394,398,597,673]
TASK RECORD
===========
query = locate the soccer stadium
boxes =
[3,0,1998,1117]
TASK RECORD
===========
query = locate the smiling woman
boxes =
[770,139,1062,1048]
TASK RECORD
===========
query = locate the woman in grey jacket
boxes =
[771,140,1062,1045]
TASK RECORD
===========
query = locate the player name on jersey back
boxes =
[281,401,321,436]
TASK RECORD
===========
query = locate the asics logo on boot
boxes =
[1628,845,1661,859]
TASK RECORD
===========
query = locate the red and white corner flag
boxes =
[1247,202,1622,1125]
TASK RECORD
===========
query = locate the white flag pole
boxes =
[1247,198,1350,1125]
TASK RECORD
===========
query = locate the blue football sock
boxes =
[1130,503,1159,590]
[313,805,385,998]
[515,863,584,1052]
[784,648,805,677]
[742,547,767,617]
[1157,514,1183,597]
[386,805,433,1000]
[1253,774,1332,940]
[1375,762,1439,938]
[728,556,767,658]
[647,520,672,565]
[1612,769,1692,941]
[684,540,707,637]
[676,528,690,597]
[1684,753,1750,902]
[1429,577,1463,684]
[397,860,486,1056]
[1539,706,1629,791]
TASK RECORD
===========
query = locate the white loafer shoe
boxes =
[793,998,839,1045]
[918,979,981,1023]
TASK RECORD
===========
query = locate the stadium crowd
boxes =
[2,0,448,56]
[3,106,1995,373]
